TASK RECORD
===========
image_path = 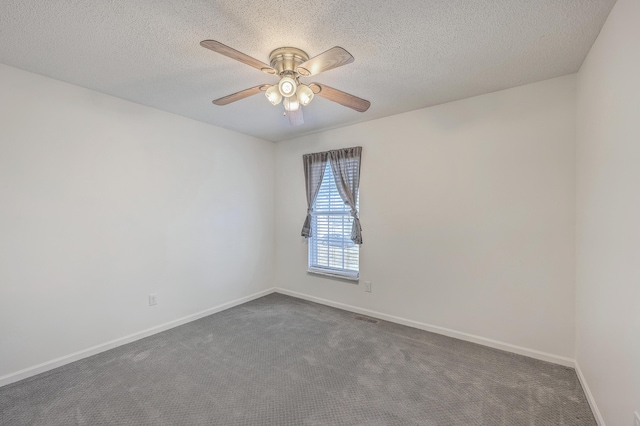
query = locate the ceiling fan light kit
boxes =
[200,40,371,126]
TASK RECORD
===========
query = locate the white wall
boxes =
[275,75,577,361]
[0,64,275,380]
[576,0,640,423]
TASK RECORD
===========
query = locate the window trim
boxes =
[307,266,359,281]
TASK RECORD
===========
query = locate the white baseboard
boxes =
[0,287,276,388]
[575,361,605,425]
[3,286,599,423]
[0,287,581,389]
[275,288,575,368]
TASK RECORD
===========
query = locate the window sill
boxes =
[307,268,359,282]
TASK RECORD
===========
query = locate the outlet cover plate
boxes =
[149,293,158,306]
[364,281,372,292]
[634,411,640,426]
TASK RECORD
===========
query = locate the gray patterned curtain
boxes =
[301,151,329,238]
[328,146,363,244]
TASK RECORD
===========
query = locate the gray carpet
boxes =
[0,293,595,425]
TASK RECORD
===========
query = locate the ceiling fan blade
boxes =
[200,40,276,74]
[212,85,271,106]
[296,47,354,77]
[308,83,370,112]
[288,108,304,126]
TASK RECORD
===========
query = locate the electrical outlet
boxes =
[634,411,640,426]
[149,293,158,306]
[364,281,372,293]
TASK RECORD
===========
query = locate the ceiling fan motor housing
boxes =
[268,47,309,75]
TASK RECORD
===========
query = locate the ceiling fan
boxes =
[200,40,371,126]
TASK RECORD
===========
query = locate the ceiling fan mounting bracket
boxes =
[268,47,309,75]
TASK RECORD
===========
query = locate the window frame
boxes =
[307,162,360,281]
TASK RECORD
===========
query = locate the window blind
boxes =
[309,162,359,279]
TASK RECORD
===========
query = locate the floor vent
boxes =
[354,315,379,324]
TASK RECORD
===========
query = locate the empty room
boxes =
[0,0,637,425]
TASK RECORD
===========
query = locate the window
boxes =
[308,162,359,280]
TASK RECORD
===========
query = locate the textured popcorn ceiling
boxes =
[0,0,615,142]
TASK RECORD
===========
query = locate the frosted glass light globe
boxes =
[278,76,297,98]
[297,84,314,106]
[265,86,282,105]
[284,96,300,112]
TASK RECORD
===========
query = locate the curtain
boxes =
[328,146,363,244]
[300,151,328,238]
